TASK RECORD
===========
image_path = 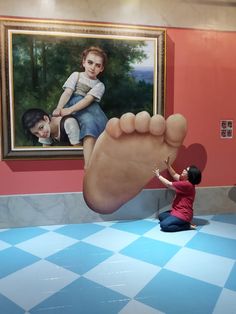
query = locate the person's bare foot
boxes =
[83,111,187,214]
[190,223,197,230]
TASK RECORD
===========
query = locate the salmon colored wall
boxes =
[148,27,236,189]
[0,27,235,195]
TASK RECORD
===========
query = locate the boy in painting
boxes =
[22,108,81,147]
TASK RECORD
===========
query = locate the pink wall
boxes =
[0,27,235,195]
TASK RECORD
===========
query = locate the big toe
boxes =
[165,113,187,147]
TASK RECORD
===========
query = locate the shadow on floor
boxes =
[192,217,209,226]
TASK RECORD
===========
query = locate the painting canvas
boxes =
[0,18,166,159]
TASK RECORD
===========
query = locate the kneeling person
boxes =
[154,157,202,232]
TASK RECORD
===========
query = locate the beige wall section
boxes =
[0,0,236,31]
[0,186,235,228]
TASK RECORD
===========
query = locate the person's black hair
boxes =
[21,108,50,144]
[187,165,202,185]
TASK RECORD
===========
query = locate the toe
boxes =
[149,114,166,135]
[135,111,150,133]
[120,112,135,134]
[106,117,122,138]
[165,113,187,147]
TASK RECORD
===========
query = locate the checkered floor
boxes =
[0,214,236,314]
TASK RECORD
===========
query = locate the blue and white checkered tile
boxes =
[0,214,235,313]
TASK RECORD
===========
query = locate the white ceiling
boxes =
[0,0,236,31]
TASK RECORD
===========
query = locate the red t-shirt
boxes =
[171,180,195,222]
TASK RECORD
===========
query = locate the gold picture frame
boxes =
[0,17,166,159]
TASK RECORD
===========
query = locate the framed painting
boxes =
[0,17,166,160]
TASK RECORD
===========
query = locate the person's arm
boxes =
[53,72,78,116]
[52,88,74,116]
[60,94,95,116]
[64,118,81,145]
[154,169,175,190]
[39,137,53,147]
[165,156,180,181]
[60,79,105,116]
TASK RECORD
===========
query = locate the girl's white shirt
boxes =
[63,71,105,101]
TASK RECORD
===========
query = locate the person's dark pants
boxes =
[158,210,190,232]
